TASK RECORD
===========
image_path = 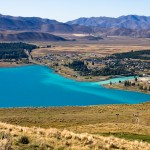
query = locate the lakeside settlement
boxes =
[0,42,150,94]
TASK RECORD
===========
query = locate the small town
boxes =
[33,50,150,77]
[33,49,150,93]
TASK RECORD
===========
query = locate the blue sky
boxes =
[0,0,150,22]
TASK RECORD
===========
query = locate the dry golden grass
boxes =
[0,103,150,149]
[0,104,150,136]
[32,44,150,57]
[31,37,150,57]
[0,122,150,150]
[68,123,150,135]
[0,104,150,128]
[0,139,10,150]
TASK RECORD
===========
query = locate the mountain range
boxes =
[1,14,150,41]
[67,15,150,30]
[0,14,92,34]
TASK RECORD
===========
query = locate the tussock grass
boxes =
[0,122,150,150]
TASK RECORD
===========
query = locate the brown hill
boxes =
[93,28,150,38]
[0,14,93,34]
[0,32,67,41]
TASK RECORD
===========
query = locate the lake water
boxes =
[93,76,137,85]
[0,65,149,107]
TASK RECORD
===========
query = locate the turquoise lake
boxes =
[0,65,150,107]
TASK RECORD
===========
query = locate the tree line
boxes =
[113,50,150,60]
[0,42,37,59]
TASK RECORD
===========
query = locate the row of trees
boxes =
[139,85,150,91]
[123,80,150,92]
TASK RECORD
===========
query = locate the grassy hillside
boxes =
[1,103,150,128]
[0,103,150,145]
[0,122,150,150]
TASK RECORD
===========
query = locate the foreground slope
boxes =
[0,122,150,150]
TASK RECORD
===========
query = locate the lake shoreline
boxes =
[46,64,150,94]
[0,62,149,95]
[0,61,33,68]
[0,100,150,109]
[0,61,138,82]
[103,84,150,94]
